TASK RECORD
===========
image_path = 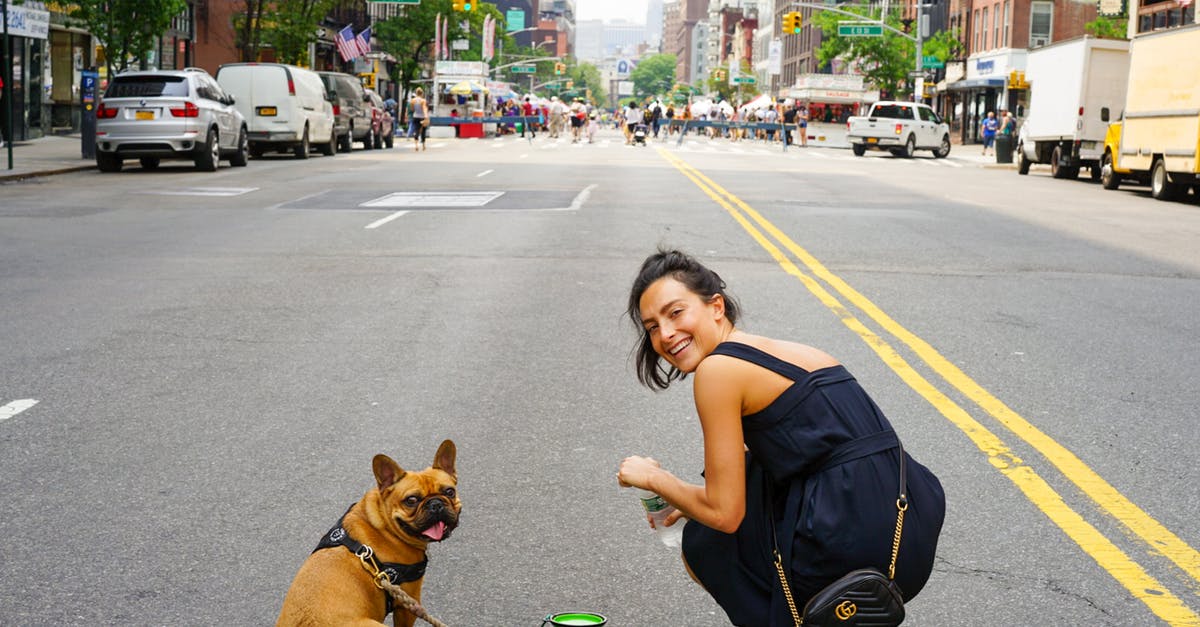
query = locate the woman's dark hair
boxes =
[627,248,741,390]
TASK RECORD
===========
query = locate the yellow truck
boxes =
[1100,23,1200,201]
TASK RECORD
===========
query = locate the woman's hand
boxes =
[617,455,661,490]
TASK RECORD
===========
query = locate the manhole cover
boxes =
[361,191,504,208]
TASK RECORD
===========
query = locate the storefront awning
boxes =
[945,77,1005,91]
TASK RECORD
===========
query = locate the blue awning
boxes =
[945,77,1006,91]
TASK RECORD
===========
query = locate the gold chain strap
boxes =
[774,549,804,627]
[775,494,909,627]
[888,497,908,580]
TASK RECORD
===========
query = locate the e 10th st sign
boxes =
[838,23,883,37]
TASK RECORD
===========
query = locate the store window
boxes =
[1004,1,1011,47]
[994,2,1003,49]
[982,7,990,49]
[1030,1,1053,47]
[1137,0,1196,33]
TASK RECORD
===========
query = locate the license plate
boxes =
[135,110,155,120]
[866,137,878,143]
[257,106,278,116]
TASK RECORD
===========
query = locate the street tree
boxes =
[264,0,342,65]
[374,1,512,116]
[569,62,607,105]
[630,54,676,99]
[812,7,915,97]
[233,0,341,64]
[69,0,188,75]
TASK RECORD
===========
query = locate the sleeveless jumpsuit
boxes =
[680,342,945,626]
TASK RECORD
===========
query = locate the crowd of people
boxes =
[386,90,845,150]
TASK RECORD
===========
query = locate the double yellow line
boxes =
[658,148,1200,625]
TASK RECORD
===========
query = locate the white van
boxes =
[215,63,336,159]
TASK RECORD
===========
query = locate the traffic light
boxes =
[555,62,566,75]
[452,0,472,11]
[783,12,802,34]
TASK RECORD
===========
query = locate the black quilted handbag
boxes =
[773,439,910,626]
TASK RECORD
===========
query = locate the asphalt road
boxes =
[2,128,1199,626]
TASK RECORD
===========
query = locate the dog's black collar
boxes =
[313,505,429,616]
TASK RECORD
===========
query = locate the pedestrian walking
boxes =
[1000,109,1016,137]
[981,111,999,155]
[410,87,429,152]
[782,102,797,147]
[522,96,537,138]
[796,102,809,147]
[586,111,598,143]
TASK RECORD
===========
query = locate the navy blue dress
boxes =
[681,342,945,626]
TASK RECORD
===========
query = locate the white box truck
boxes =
[1015,36,1130,179]
[1100,24,1200,201]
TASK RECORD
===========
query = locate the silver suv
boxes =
[95,68,249,172]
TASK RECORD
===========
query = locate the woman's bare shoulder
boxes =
[733,333,841,371]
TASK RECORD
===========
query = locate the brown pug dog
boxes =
[277,439,460,627]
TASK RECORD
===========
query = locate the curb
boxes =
[0,164,96,183]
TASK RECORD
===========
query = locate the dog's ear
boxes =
[433,439,457,478]
[373,454,407,490]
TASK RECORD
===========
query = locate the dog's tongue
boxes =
[422,521,447,541]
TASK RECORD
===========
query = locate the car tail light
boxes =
[288,78,296,96]
[1079,107,1084,117]
[895,123,903,135]
[170,101,200,117]
[97,103,118,119]
[332,105,340,116]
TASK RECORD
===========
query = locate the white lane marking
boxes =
[567,184,598,211]
[0,399,39,422]
[365,211,409,229]
[140,187,259,197]
[477,169,494,178]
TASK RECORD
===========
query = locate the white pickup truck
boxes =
[846,101,952,158]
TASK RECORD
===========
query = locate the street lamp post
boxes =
[3,0,13,169]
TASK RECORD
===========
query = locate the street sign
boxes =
[511,65,537,74]
[922,55,945,69]
[732,76,756,84]
[838,24,883,37]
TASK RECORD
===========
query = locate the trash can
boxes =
[995,134,1014,164]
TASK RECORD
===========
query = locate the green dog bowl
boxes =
[544,612,608,626]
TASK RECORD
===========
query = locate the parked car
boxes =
[95,67,249,172]
[317,71,373,152]
[364,88,394,149]
[215,62,336,159]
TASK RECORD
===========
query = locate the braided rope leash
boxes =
[356,545,450,627]
[376,576,450,627]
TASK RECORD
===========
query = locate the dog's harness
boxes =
[313,506,429,616]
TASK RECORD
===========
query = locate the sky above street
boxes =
[576,0,650,24]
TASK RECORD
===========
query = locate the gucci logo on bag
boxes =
[835,600,858,620]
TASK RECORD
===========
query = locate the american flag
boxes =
[355,27,372,57]
[334,25,357,62]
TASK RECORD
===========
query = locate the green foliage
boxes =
[629,54,677,99]
[703,58,759,103]
[1085,15,1129,39]
[375,0,514,98]
[69,0,188,74]
[812,8,914,96]
[922,29,964,64]
[262,0,341,65]
[569,62,607,105]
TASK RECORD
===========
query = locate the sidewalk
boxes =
[0,134,96,183]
